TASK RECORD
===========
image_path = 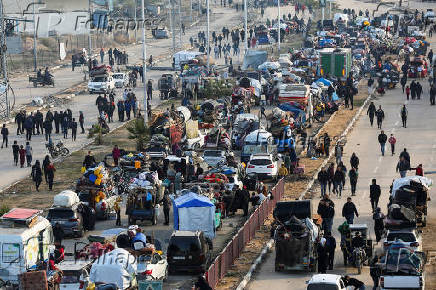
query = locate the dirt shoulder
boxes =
[216,83,369,289]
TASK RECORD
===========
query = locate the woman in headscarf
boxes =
[31,160,43,191]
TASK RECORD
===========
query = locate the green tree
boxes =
[127,118,150,151]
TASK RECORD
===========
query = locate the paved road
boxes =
[248,1,436,289]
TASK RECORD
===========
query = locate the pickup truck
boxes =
[88,75,115,94]
[380,275,424,290]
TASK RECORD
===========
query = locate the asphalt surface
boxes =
[248,1,436,289]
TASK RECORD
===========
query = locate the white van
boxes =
[0,208,54,286]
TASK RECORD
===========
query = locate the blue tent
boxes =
[315,78,332,86]
[278,104,307,123]
[173,192,216,239]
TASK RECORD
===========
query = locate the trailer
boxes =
[273,200,321,272]
[318,47,352,79]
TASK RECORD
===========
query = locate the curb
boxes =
[298,93,373,200]
[236,239,274,290]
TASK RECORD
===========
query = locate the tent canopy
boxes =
[173,192,216,239]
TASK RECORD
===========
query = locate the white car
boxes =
[58,260,92,290]
[306,274,347,290]
[137,252,168,281]
[88,75,115,94]
[246,153,278,180]
[383,229,422,252]
[113,72,129,88]
[203,150,226,167]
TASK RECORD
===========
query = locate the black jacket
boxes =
[367,103,376,116]
[375,109,385,120]
[1,127,8,136]
[370,184,381,200]
[317,198,335,219]
[350,155,359,169]
[378,133,387,144]
[333,169,344,183]
[318,170,329,183]
[83,155,96,168]
[342,201,358,217]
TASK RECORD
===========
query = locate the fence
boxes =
[206,178,285,289]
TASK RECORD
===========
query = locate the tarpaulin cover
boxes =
[315,78,332,86]
[242,50,268,70]
[278,104,306,123]
[90,248,137,289]
[392,176,433,195]
[173,192,216,239]
[275,235,310,267]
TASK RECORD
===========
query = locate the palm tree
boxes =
[127,118,150,151]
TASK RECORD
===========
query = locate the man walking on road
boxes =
[401,105,408,128]
[400,148,411,164]
[317,194,335,232]
[370,179,381,212]
[71,118,78,141]
[335,144,343,165]
[342,197,359,224]
[318,167,329,197]
[147,80,153,100]
[161,190,172,225]
[396,155,410,178]
[378,130,387,156]
[430,85,436,105]
[375,105,385,129]
[388,134,396,155]
[350,153,359,170]
[348,167,358,196]
[367,102,376,127]
[323,133,331,156]
[325,231,336,270]
[1,124,8,148]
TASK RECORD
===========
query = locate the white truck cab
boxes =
[88,74,115,94]
[0,208,54,286]
[306,274,346,290]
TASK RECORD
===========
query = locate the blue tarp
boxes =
[173,192,216,238]
[315,78,332,86]
[278,104,306,123]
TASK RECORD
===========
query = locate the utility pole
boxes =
[141,0,148,123]
[33,3,37,71]
[190,0,192,22]
[88,0,92,56]
[198,0,201,16]
[178,0,182,49]
[134,0,137,42]
[206,0,210,71]
[244,0,248,55]
[169,0,176,54]
[277,0,280,54]
[0,0,9,118]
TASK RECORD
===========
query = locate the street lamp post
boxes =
[244,0,248,55]
[207,0,210,71]
[141,0,148,123]
[33,3,37,71]
[277,0,281,54]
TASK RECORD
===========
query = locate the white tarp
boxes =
[89,248,137,289]
[53,190,80,207]
[248,78,262,97]
[258,61,281,71]
[178,206,215,239]
[391,176,433,197]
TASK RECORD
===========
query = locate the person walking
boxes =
[318,167,329,197]
[378,130,387,156]
[1,124,8,148]
[323,133,331,156]
[334,144,343,165]
[405,85,410,100]
[342,197,359,225]
[367,101,376,127]
[327,163,335,193]
[373,207,385,242]
[375,105,385,129]
[12,140,19,166]
[43,155,50,183]
[161,190,172,225]
[370,178,381,212]
[99,48,104,63]
[317,238,328,274]
[46,162,56,191]
[370,255,381,290]
[62,115,69,139]
[388,134,396,155]
[117,100,125,122]
[53,222,64,244]
[71,118,78,141]
[348,167,358,196]
[25,142,32,167]
[400,148,411,163]
[113,201,121,226]
[112,145,120,166]
[416,82,422,99]
[401,105,408,128]
[325,231,336,270]
[396,155,410,178]
[430,85,436,105]
[24,114,33,141]
[317,194,335,232]
[19,145,26,168]
[54,111,60,134]
[79,111,85,134]
[147,80,153,100]
[31,160,43,191]
[400,75,407,93]
[43,119,52,141]
[350,153,359,170]
[333,166,344,197]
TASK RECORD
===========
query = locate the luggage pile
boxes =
[129,171,161,191]
[268,107,294,137]
[90,65,112,77]
[78,163,111,187]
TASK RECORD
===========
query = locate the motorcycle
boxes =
[46,141,69,158]
[352,247,366,274]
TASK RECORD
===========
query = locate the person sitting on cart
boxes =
[351,231,365,249]
[128,226,147,249]
[44,67,52,83]
[37,68,43,80]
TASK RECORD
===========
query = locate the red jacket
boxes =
[112,147,120,159]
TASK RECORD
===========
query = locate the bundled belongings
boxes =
[128,171,161,190]
[126,185,159,225]
[204,127,231,149]
[53,190,80,207]
[278,84,311,105]
[380,241,425,276]
[149,110,184,142]
[78,163,111,188]
[90,65,112,77]
[268,107,295,137]
[119,152,146,168]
